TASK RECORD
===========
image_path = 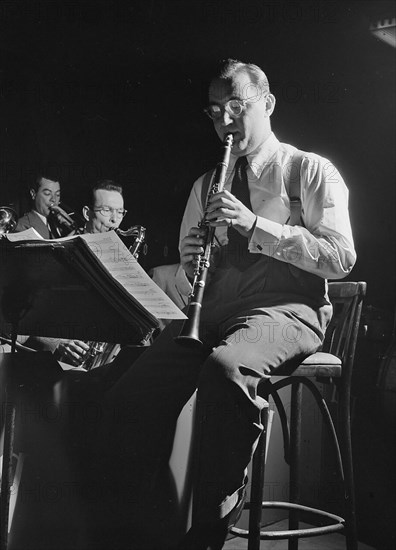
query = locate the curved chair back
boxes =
[324,281,367,386]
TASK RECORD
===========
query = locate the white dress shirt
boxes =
[179,133,356,282]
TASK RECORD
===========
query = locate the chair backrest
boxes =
[324,281,367,382]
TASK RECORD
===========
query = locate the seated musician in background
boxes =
[51,179,128,366]
[1,174,61,351]
[14,174,61,238]
[81,178,126,234]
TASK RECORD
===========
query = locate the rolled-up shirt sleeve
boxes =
[249,154,356,279]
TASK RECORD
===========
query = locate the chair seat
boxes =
[292,352,342,378]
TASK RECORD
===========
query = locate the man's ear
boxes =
[265,93,276,117]
[30,189,36,200]
[82,206,90,222]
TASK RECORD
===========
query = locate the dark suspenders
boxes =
[200,149,305,226]
[286,150,305,226]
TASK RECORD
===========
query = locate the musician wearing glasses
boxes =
[82,179,127,234]
[53,180,127,365]
[99,59,356,550]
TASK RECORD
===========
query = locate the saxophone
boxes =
[175,133,234,347]
[116,225,146,258]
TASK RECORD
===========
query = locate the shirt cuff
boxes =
[249,216,283,256]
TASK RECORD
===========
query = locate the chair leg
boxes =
[0,398,16,550]
[247,404,269,550]
[338,387,358,550]
[288,381,303,550]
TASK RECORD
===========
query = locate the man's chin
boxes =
[234,138,248,152]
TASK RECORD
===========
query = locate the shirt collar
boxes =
[247,132,280,178]
[229,132,280,179]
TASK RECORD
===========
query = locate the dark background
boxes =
[0,1,395,548]
[0,0,395,311]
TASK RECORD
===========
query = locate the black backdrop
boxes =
[1,3,396,548]
[0,0,395,311]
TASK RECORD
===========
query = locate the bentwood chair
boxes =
[230,281,367,550]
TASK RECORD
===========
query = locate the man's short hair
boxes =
[212,58,270,96]
[30,173,60,192]
[89,179,123,206]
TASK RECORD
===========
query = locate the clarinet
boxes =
[175,133,234,347]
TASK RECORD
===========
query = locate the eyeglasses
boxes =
[204,99,249,120]
[92,207,127,218]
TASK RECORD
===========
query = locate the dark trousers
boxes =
[95,285,328,549]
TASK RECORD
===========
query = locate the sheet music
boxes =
[5,227,44,241]
[5,229,186,320]
[80,231,186,320]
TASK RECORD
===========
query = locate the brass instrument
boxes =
[175,133,234,347]
[0,206,18,236]
[78,341,119,371]
[48,203,84,237]
[116,225,146,258]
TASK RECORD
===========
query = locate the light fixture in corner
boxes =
[370,18,396,48]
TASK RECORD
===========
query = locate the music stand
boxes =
[0,238,159,549]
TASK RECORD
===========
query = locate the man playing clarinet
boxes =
[99,59,356,550]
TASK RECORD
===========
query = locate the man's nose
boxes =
[109,210,117,222]
[219,110,233,126]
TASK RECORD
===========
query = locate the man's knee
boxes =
[198,350,238,387]
[198,348,260,401]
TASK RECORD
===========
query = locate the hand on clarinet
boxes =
[180,226,206,280]
[206,190,256,237]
